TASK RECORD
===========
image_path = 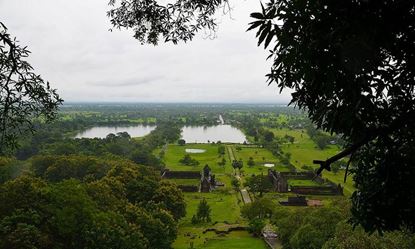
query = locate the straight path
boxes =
[226,145,235,162]
[240,188,252,204]
[226,145,241,179]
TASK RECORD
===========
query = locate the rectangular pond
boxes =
[75,125,156,138]
[181,125,247,144]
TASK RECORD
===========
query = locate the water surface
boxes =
[181,125,247,143]
[185,149,206,153]
[75,125,156,138]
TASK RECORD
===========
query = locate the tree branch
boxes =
[313,136,372,175]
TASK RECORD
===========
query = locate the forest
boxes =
[1,0,415,248]
[0,104,414,249]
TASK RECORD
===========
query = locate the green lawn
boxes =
[269,128,356,195]
[201,231,268,249]
[172,191,269,249]
[287,179,323,187]
[228,145,291,175]
[163,144,230,173]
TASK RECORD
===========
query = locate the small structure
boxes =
[200,165,213,192]
[161,169,201,192]
[162,169,201,179]
[268,169,343,195]
[262,225,278,249]
[200,177,211,192]
[279,196,308,206]
[307,199,323,207]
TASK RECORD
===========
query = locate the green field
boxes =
[270,128,356,195]
[172,192,268,249]
[161,127,355,249]
[163,144,229,173]
[232,146,279,174]
[288,179,323,187]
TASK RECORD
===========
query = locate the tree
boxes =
[178,139,186,146]
[244,174,272,197]
[231,177,240,190]
[195,198,211,223]
[0,157,184,249]
[153,181,186,220]
[284,135,295,144]
[247,218,266,237]
[232,159,243,173]
[247,157,255,167]
[331,161,344,174]
[0,22,62,154]
[249,0,415,232]
[241,198,274,220]
[217,157,226,167]
[323,221,415,249]
[263,131,274,143]
[109,0,415,232]
[217,145,225,155]
[179,154,199,166]
[290,224,326,249]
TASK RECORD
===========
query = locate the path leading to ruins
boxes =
[240,188,252,204]
[226,145,235,162]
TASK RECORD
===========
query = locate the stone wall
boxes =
[177,185,199,192]
[268,169,343,195]
[161,169,201,179]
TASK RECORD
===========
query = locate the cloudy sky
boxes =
[0,0,292,103]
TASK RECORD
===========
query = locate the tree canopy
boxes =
[0,155,186,249]
[107,0,415,233]
[0,22,62,154]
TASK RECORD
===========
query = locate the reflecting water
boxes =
[185,149,206,153]
[181,125,247,143]
[75,125,156,138]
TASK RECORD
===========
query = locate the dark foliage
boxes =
[249,0,415,233]
[108,0,230,44]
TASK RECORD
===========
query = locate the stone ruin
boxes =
[268,169,343,195]
[161,166,222,193]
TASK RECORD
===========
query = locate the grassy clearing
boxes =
[172,191,268,249]
[231,146,287,175]
[288,179,323,187]
[163,144,230,173]
[270,128,356,195]
[201,231,268,249]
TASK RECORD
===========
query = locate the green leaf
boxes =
[250,12,264,19]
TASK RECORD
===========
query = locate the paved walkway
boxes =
[226,145,236,162]
[240,188,252,204]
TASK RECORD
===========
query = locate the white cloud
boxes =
[0,0,292,103]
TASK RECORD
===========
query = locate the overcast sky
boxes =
[0,0,292,103]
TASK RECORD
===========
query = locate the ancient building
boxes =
[279,196,308,206]
[268,169,343,195]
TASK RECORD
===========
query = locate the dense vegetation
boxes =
[0,155,185,249]
[1,104,414,249]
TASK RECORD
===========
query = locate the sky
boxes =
[0,0,292,103]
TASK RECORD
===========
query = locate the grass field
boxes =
[269,128,356,195]
[201,231,268,249]
[287,179,323,187]
[162,143,289,176]
[160,127,354,249]
[172,191,268,249]
[163,144,230,173]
